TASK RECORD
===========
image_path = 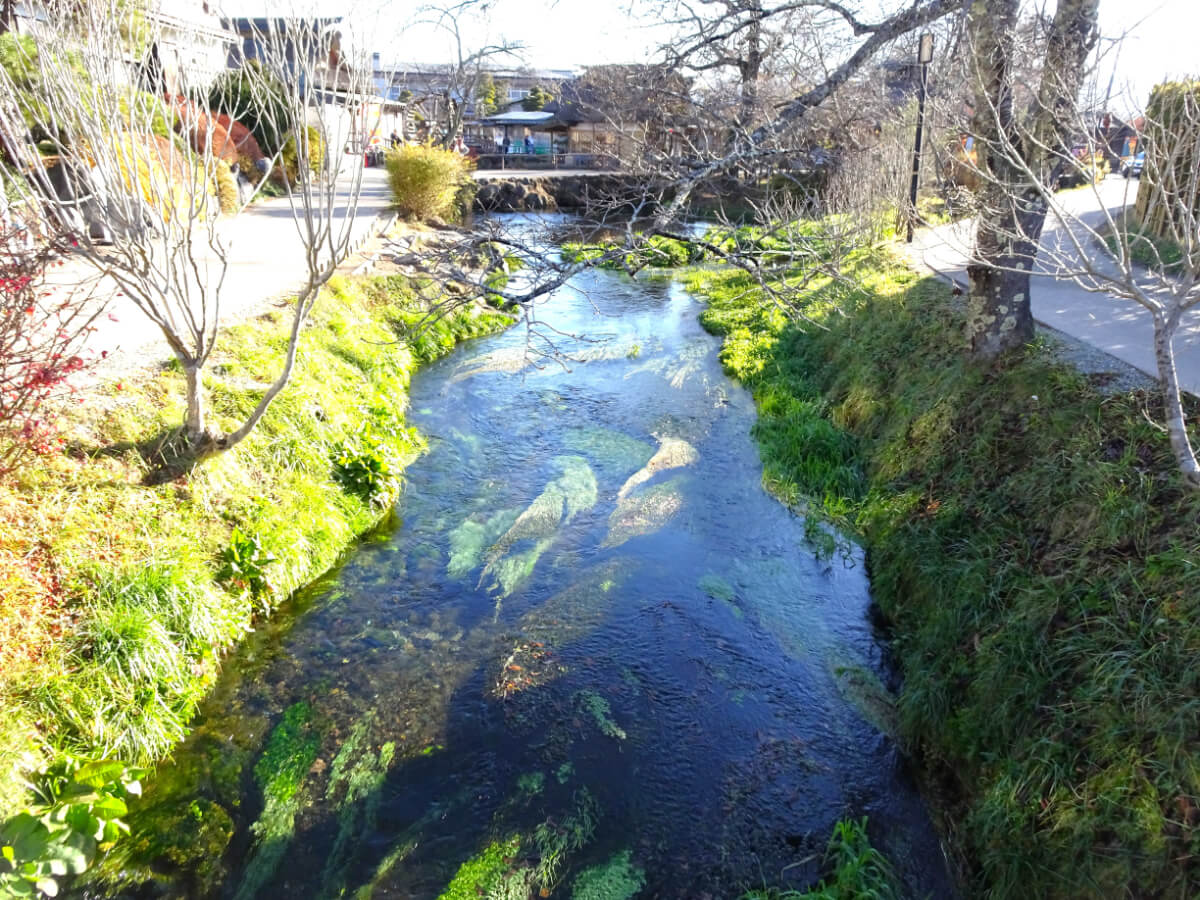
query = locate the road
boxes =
[901,176,1200,394]
[48,163,394,376]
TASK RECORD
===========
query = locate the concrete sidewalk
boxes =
[47,163,395,376]
[898,176,1200,395]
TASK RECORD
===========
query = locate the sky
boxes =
[236,0,1199,111]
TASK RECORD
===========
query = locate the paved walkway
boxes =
[50,163,394,376]
[900,176,1200,395]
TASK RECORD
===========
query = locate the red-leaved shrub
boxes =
[0,216,99,471]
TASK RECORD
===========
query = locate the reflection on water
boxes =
[104,227,953,899]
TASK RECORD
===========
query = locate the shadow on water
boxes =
[90,216,956,900]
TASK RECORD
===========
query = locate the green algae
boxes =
[88,796,235,894]
[517,771,546,795]
[320,714,398,894]
[602,477,686,548]
[481,457,598,596]
[832,664,899,740]
[556,762,574,784]
[447,508,521,579]
[436,835,522,900]
[234,701,322,900]
[562,426,655,478]
[571,849,645,900]
[616,436,698,499]
[575,690,627,741]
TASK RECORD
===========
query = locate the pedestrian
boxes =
[502,136,511,155]
[524,134,534,154]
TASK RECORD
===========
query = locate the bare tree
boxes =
[0,0,382,458]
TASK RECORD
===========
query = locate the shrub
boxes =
[277,125,324,186]
[0,226,94,472]
[214,160,238,214]
[385,144,473,222]
[207,61,288,156]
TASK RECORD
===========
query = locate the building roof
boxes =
[480,110,571,127]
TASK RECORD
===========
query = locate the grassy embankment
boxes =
[0,273,513,819]
[684,251,1199,897]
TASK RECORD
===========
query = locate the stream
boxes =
[98,226,954,899]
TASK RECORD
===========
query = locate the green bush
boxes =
[385,144,473,222]
[213,160,239,214]
[277,126,324,186]
[208,62,288,156]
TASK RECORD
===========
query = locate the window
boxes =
[507,89,530,101]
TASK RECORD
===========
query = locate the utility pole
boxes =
[906,33,934,244]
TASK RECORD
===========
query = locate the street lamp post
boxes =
[906,32,934,244]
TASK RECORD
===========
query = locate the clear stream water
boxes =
[100,231,955,899]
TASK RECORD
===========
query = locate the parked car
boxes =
[1121,152,1145,178]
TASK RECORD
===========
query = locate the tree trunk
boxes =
[183,362,207,447]
[1153,308,1200,487]
[966,185,1045,356]
[965,0,1099,358]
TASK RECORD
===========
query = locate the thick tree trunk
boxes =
[965,0,1099,358]
[1152,309,1200,487]
[966,186,1046,356]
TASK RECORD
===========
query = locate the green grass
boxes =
[1103,219,1188,274]
[0,273,512,821]
[687,249,1200,897]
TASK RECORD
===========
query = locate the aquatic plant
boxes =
[574,691,626,741]
[447,509,520,579]
[321,716,396,895]
[436,835,522,900]
[481,457,597,596]
[516,772,545,795]
[533,787,600,891]
[571,849,645,900]
[832,665,899,741]
[617,437,698,499]
[741,818,898,900]
[698,573,735,602]
[561,427,654,480]
[602,478,685,549]
[235,702,321,900]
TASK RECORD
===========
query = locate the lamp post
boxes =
[906,32,934,244]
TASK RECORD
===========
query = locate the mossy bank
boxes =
[0,272,513,820]
[686,252,1200,897]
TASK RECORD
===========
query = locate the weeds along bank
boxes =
[684,253,1199,897]
[0,275,513,824]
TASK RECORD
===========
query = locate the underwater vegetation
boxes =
[447,509,521,579]
[603,477,686,548]
[233,701,322,900]
[574,690,627,741]
[571,849,646,900]
[480,456,598,596]
[616,437,698,499]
